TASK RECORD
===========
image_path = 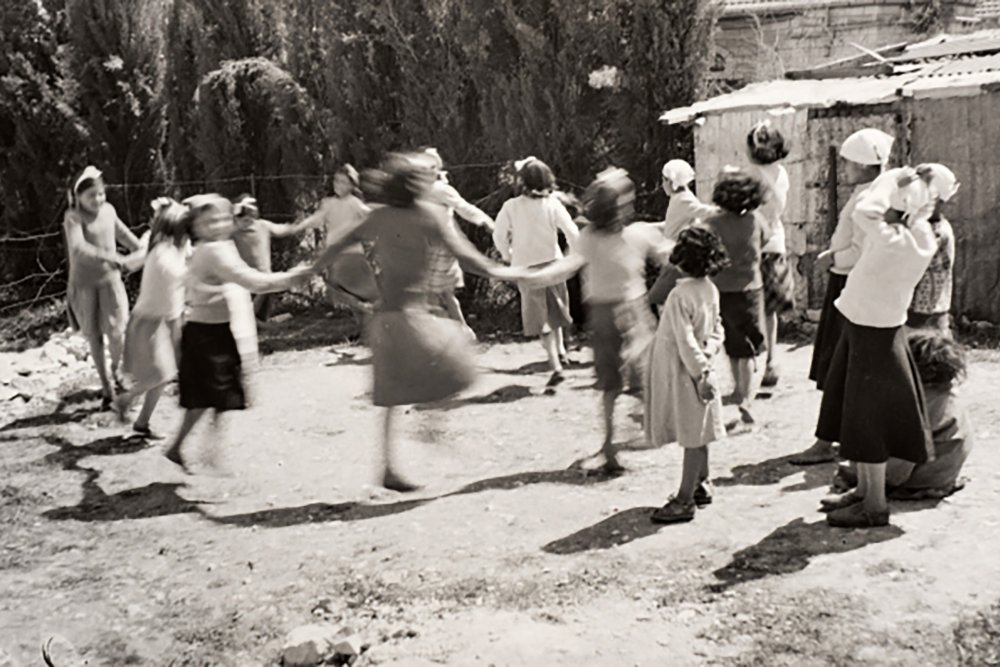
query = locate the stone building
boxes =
[711,0,983,90]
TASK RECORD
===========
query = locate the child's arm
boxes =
[113,209,142,252]
[518,254,586,288]
[666,293,713,380]
[312,215,370,273]
[704,294,725,359]
[261,219,301,239]
[64,212,125,267]
[435,211,513,280]
[491,203,513,262]
[435,182,493,229]
[211,242,308,293]
[120,230,151,272]
[553,201,581,253]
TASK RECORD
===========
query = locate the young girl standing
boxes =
[492,158,580,388]
[649,159,718,306]
[908,164,959,334]
[165,194,310,471]
[648,227,729,524]
[816,167,939,528]
[520,168,670,473]
[746,121,795,387]
[114,198,190,438]
[63,166,143,409]
[793,128,895,465]
[312,154,521,491]
[290,165,380,312]
[699,168,770,426]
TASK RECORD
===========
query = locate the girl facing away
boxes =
[165,194,311,472]
[312,153,522,491]
[814,166,940,528]
[520,168,670,474]
[698,168,771,427]
[492,157,580,389]
[63,166,143,410]
[114,198,190,438]
[648,226,730,524]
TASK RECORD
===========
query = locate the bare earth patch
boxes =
[1,334,999,665]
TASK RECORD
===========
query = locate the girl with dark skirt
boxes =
[165,194,310,472]
[698,168,770,426]
[793,128,894,465]
[312,154,522,492]
[816,167,939,528]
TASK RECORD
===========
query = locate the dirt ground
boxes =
[1,317,999,666]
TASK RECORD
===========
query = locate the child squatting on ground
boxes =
[519,168,670,474]
[63,165,143,410]
[647,226,730,524]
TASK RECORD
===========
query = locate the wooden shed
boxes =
[661,30,1000,323]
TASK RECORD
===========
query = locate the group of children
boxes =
[61,129,973,526]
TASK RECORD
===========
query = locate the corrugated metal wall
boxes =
[906,93,1000,323]
[692,95,1000,323]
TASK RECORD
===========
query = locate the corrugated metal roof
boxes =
[888,30,1000,61]
[721,0,832,13]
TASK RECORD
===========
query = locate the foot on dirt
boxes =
[738,405,755,424]
[761,365,779,388]
[132,423,165,441]
[819,490,864,513]
[163,446,191,474]
[112,395,131,423]
[100,395,113,412]
[694,480,714,507]
[599,459,626,477]
[651,497,696,524]
[791,442,837,465]
[826,502,889,528]
[382,471,421,493]
[546,371,566,388]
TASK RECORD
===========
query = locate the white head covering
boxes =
[514,155,538,172]
[661,159,695,190]
[74,165,103,193]
[889,167,932,217]
[919,163,960,202]
[840,128,894,166]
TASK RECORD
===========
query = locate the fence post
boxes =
[250,172,256,198]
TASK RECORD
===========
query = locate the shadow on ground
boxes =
[414,384,536,411]
[1,387,106,432]
[40,434,205,522]
[208,464,618,529]
[708,517,904,592]
[542,507,664,554]
[713,454,835,493]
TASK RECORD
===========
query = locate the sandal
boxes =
[651,497,696,524]
[133,424,165,441]
[826,502,889,528]
[546,371,566,388]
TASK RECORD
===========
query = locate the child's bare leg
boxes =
[134,384,166,431]
[731,357,755,422]
[677,447,707,503]
[107,328,126,388]
[763,310,778,379]
[380,407,418,492]
[165,408,207,468]
[541,330,563,372]
[441,292,467,326]
[555,326,567,359]
[861,462,888,513]
[601,391,623,472]
[87,334,113,401]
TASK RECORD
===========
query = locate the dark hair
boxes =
[712,171,766,215]
[583,172,635,233]
[232,193,258,219]
[334,164,362,197]
[519,160,556,196]
[670,226,730,278]
[149,199,190,248]
[380,153,434,208]
[907,330,967,387]
[181,193,232,241]
[747,124,789,165]
[359,168,388,204]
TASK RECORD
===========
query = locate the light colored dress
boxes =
[645,277,726,448]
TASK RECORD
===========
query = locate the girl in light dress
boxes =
[647,227,729,524]
[114,198,190,438]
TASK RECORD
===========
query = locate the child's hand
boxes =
[697,371,717,403]
[815,249,834,274]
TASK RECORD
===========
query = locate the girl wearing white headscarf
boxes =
[814,167,939,528]
[793,128,894,465]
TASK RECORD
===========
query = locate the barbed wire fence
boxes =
[0,160,593,317]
